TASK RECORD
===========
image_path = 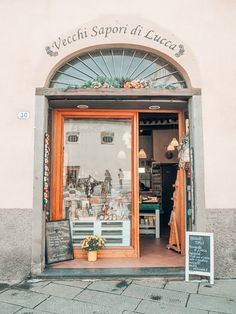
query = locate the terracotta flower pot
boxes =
[87,251,97,262]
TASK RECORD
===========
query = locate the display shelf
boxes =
[139,209,160,238]
[70,219,130,247]
[151,163,162,208]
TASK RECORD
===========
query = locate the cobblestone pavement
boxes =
[0,278,235,313]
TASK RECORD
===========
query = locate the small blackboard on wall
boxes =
[46,219,74,264]
[186,232,214,284]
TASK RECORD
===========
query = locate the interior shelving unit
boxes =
[151,163,162,208]
[138,162,162,239]
[139,209,160,238]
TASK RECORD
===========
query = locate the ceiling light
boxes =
[148,105,161,110]
[76,105,89,109]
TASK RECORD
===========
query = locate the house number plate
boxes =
[17,111,30,120]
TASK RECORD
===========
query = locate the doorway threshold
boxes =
[38,267,184,279]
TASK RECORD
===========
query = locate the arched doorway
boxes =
[33,42,202,275]
[45,47,188,263]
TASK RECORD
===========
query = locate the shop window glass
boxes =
[63,118,132,247]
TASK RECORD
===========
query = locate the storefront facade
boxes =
[1,1,236,282]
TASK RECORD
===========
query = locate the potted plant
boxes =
[81,235,106,261]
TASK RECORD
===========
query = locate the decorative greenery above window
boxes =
[50,48,187,89]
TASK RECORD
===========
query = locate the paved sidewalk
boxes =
[0,278,235,313]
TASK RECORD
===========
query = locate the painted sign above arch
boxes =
[40,16,201,88]
[46,23,185,59]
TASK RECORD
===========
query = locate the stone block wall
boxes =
[206,208,236,278]
[0,209,32,283]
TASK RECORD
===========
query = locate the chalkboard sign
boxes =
[189,235,210,272]
[186,232,214,284]
[46,220,74,264]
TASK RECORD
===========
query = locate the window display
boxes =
[63,118,132,247]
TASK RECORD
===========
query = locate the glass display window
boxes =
[51,110,139,257]
[63,118,132,247]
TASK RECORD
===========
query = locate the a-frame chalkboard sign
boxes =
[185,232,214,284]
[46,219,74,264]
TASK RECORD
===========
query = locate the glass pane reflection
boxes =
[63,118,132,247]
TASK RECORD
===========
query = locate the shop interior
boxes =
[139,113,180,262]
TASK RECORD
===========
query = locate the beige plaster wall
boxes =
[0,0,236,209]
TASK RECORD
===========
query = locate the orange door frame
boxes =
[51,109,185,258]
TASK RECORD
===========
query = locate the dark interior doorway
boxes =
[161,164,178,231]
[139,113,179,258]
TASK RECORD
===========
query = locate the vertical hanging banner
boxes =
[185,232,214,284]
[43,133,50,220]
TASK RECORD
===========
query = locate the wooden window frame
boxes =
[52,109,139,258]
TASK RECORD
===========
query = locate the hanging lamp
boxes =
[167,143,175,151]
[167,118,179,151]
[170,137,179,147]
[139,148,147,158]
